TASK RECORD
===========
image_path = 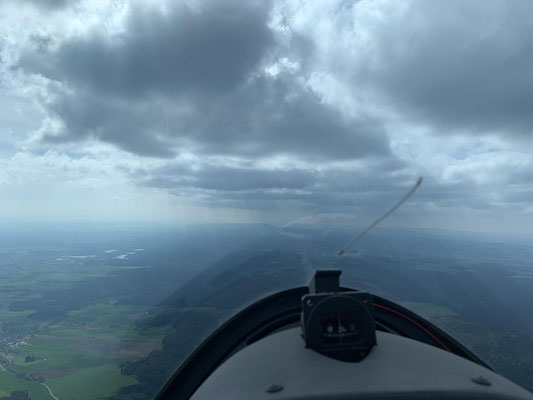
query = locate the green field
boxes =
[47,365,137,400]
[0,247,173,400]
[0,302,168,399]
[0,370,51,400]
[11,336,107,373]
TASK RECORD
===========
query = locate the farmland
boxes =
[3,225,533,399]
[0,239,173,400]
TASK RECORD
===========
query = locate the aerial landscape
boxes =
[2,0,533,398]
[1,224,533,399]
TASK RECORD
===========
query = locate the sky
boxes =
[1,0,533,233]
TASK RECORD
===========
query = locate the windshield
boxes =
[1,1,533,399]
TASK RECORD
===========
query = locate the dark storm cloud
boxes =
[185,77,390,160]
[37,67,391,159]
[355,0,533,135]
[42,90,179,157]
[15,0,391,160]
[18,0,274,96]
[37,78,390,161]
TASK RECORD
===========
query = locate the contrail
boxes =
[337,176,423,256]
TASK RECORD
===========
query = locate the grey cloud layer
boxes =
[5,0,533,220]
[40,76,390,159]
[15,0,390,161]
[20,1,274,96]
[335,0,533,135]
[134,158,415,212]
[141,164,317,192]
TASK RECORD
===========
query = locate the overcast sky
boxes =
[1,0,533,233]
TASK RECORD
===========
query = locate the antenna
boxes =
[337,176,423,256]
